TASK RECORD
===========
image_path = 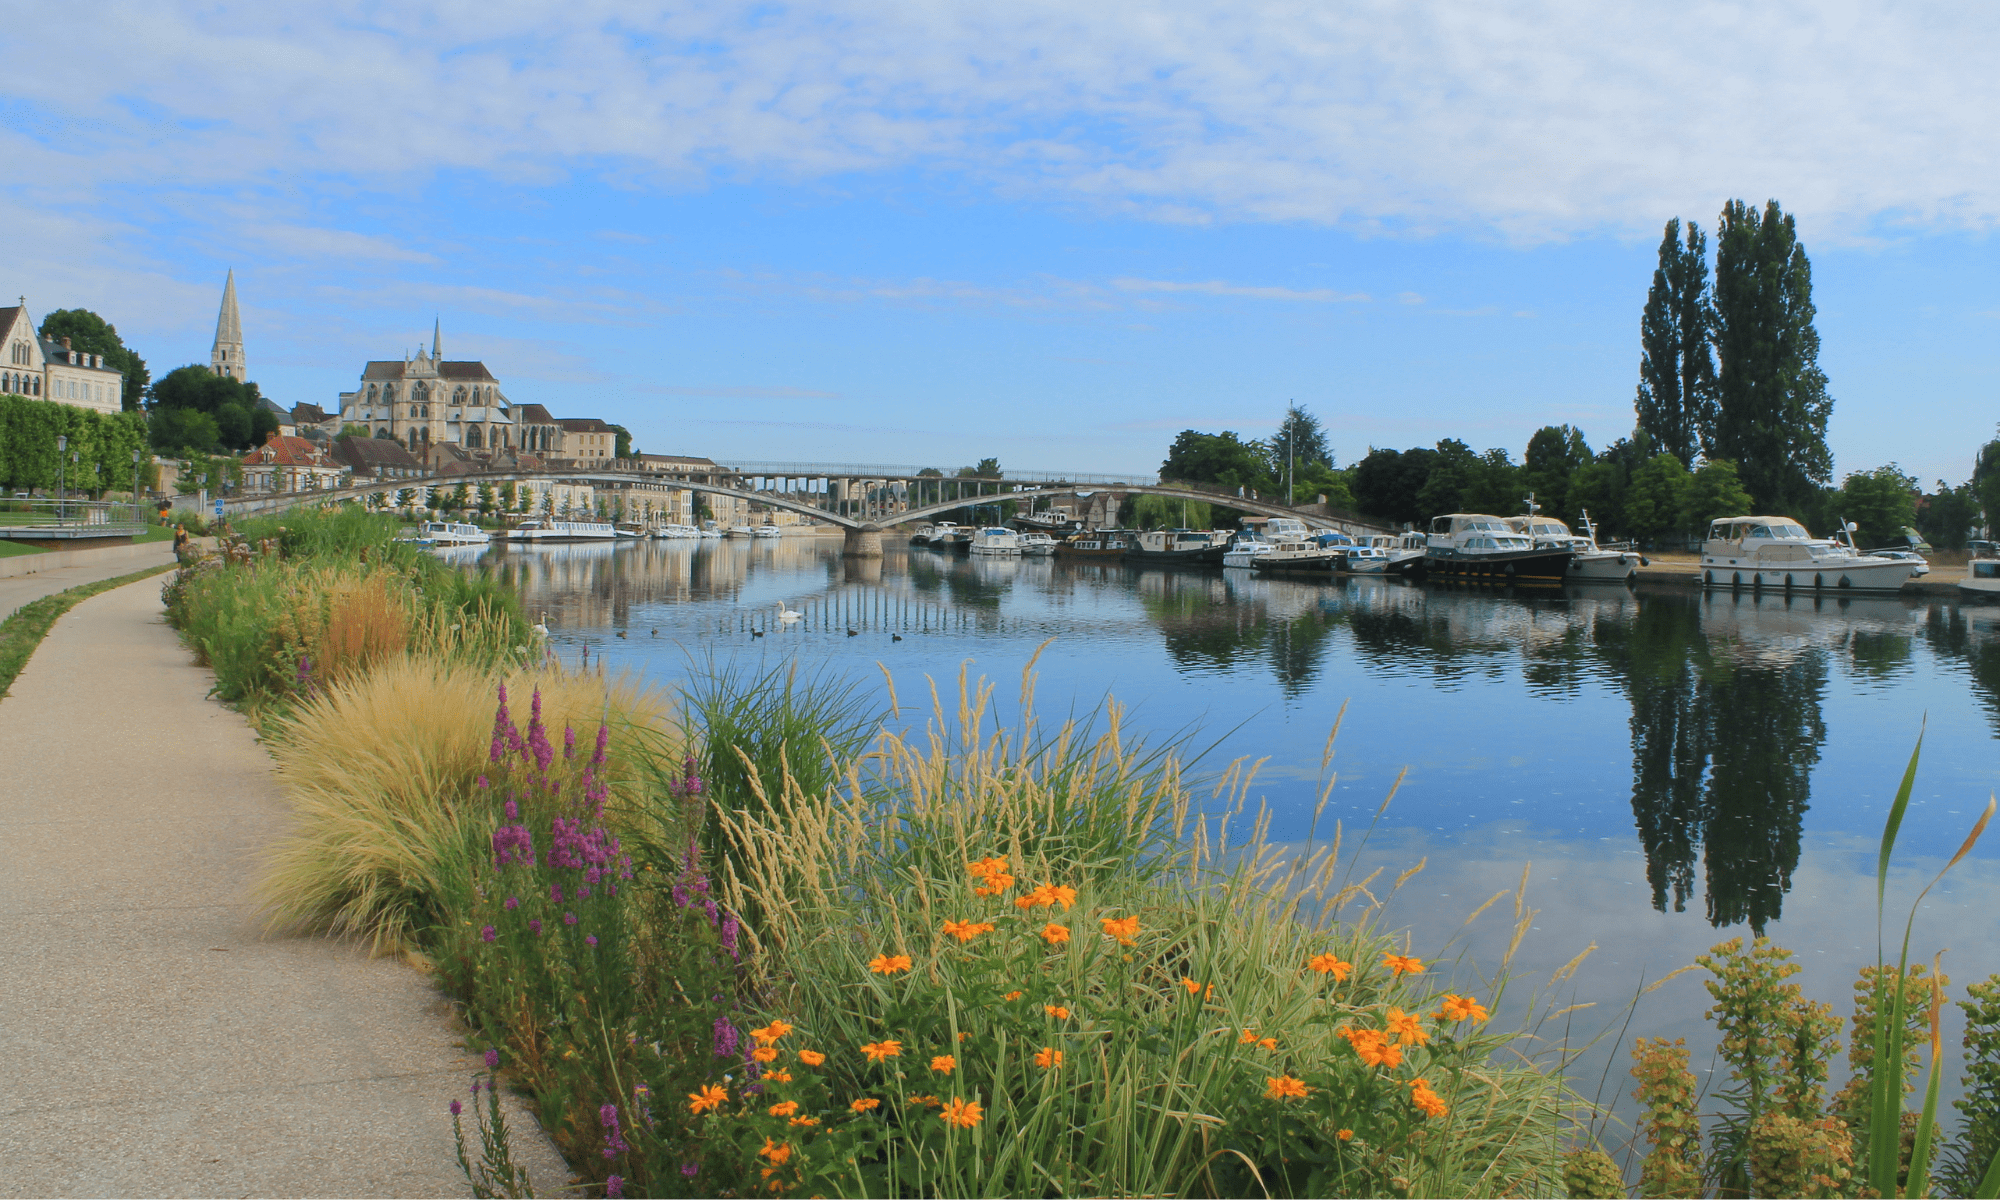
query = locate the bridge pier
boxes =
[842,525,883,558]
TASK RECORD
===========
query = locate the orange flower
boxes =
[1259,1037,1279,1051]
[930,1055,957,1074]
[1339,1027,1404,1069]
[908,1094,941,1108]
[798,1050,826,1066]
[1436,993,1490,1024]
[1100,915,1141,945]
[868,954,912,975]
[1239,1028,1259,1044]
[1385,1007,1429,1047]
[941,919,995,943]
[1408,1078,1449,1118]
[1049,885,1077,910]
[1382,953,1424,977]
[768,1100,800,1117]
[860,1040,902,1062]
[1002,991,1024,1001]
[788,1115,819,1127]
[1040,923,1070,945]
[1044,1005,1070,1020]
[750,1020,795,1044]
[850,1098,881,1113]
[957,1031,970,1042]
[1183,978,1206,997]
[939,1097,985,1128]
[688,1083,728,1114]
[967,855,1009,880]
[760,1138,792,1165]
[1034,1046,1063,1069]
[751,1046,780,1063]
[1264,1074,1309,1100]
[765,1069,794,1083]
[1307,953,1353,979]
[1337,1128,1355,1141]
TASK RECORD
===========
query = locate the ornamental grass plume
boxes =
[255,657,671,953]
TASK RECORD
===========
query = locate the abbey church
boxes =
[336,324,516,454]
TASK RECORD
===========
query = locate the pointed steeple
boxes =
[210,270,245,380]
[432,316,441,361]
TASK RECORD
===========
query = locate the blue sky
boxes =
[4,1,1996,484]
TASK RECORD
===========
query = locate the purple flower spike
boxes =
[564,724,577,759]
[586,935,598,947]
[504,896,519,911]
[480,925,496,943]
[485,1048,500,1069]
[450,1099,462,1116]
[606,1176,624,1198]
[712,1017,739,1058]
[529,918,543,935]
[682,1163,699,1179]
[564,912,578,925]
[476,774,489,790]
[600,1104,620,1129]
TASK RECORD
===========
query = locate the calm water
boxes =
[450,534,2000,1115]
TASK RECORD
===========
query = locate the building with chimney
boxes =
[211,270,246,381]
[335,321,515,454]
[0,298,126,414]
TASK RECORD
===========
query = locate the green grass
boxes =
[0,563,177,700]
[0,541,46,558]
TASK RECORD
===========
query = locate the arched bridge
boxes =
[212,461,1391,557]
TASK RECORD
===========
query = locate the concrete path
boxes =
[0,577,569,1197]
[0,541,175,620]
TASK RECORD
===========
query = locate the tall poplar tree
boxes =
[1635,218,1716,466]
[1710,200,1833,513]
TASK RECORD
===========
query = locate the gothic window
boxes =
[454,386,467,404]
[384,383,397,402]
[367,384,378,402]
[466,426,483,449]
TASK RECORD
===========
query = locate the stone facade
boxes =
[211,270,246,381]
[0,300,126,414]
[336,325,514,455]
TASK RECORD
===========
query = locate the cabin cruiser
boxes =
[753,524,783,538]
[1422,513,1573,582]
[614,524,645,539]
[1221,534,1273,568]
[725,526,757,538]
[970,526,1022,555]
[653,524,699,539]
[1017,531,1059,556]
[507,519,616,543]
[1125,528,1214,564]
[1702,517,1917,592]
[1963,541,2000,598]
[1505,510,1640,582]
[1056,530,1131,558]
[909,524,936,546]
[412,520,490,547]
[928,522,972,553]
[1250,536,1344,577]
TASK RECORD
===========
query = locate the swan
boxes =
[531,612,550,639]
[777,602,803,624]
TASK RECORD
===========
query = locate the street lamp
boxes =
[55,434,67,523]
[131,450,142,525]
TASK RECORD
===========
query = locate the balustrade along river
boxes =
[443,532,2000,1114]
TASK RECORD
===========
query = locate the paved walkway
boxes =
[0,542,176,621]
[0,577,569,1197]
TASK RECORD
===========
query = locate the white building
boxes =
[0,299,126,414]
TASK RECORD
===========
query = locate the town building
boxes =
[335,324,514,454]
[558,417,619,466]
[0,299,127,414]
[330,435,427,483]
[240,433,345,494]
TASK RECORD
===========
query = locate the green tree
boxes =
[1460,447,1524,516]
[1919,480,1978,550]
[1711,200,1834,512]
[611,424,633,459]
[212,403,251,449]
[1132,494,1211,529]
[1268,403,1332,501]
[1160,430,1271,492]
[450,482,472,513]
[394,487,415,510]
[1635,218,1717,466]
[1623,453,1693,542]
[1415,439,1484,520]
[477,482,497,516]
[38,308,150,412]
[1683,459,1756,533]
[500,481,517,512]
[149,406,220,454]
[1295,462,1357,510]
[1567,461,1629,535]
[1352,446,1437,526]
[1836,464,1918,547]
[341,422,372,438]
[1522,425,1593,517]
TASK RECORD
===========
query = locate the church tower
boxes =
[211,270,245,380]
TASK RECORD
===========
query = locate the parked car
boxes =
[1868,549,1930,577]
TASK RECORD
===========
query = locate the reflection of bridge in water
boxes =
[220,458,1393,556]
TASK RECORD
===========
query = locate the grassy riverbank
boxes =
[160,506,2000,1198]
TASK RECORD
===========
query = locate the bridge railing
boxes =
[717,461,1154,486]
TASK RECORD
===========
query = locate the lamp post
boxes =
[55,434,67,524]
[198,473,209,519]
[131,450,142,525]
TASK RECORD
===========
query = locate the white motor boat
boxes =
[414,520,490,547]
[1700,516,1917,593]
[1962,541,2000,598]
[929,522,972,553]
[970,526,1022,555]
[753,524,783,538]
[507,519,617,543]
[1221,534,1273,568]
[1017,531,1058,556]
[910,524,937,546]
[1505,511,1639,582]
[1248,537,1341,577]
[1421,514,1573,582]
[725,526,757,538]
[653,524,699,539]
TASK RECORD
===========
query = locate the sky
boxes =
[4,1,1997,484]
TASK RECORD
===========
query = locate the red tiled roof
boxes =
[243,434,330,466]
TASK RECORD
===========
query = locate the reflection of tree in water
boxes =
[1922,603,2000,737]
[1139,575,1340,696]
[1595,595,1829,935]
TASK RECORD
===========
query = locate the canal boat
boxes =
[1250,537,1343,577]
[1056,530,1132,558]
[970,526,1023,555]
[1018,531,1059,556]
[1700,516,1917,593]
[414,520,490,547]
[1221,533,1273,568]
[928,522,973,552]
[1421,513,1573,582]
[1125,528,1214,565]
[725,526,757,538]
[507,519,617,543]
[654,524,699,539]
[1962,542,2000,598]
[614,524,645,539]
[909,524,936,546]
[754,524,783,538]
[1504,511,1640,582]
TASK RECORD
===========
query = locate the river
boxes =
[446,533,2000,1124]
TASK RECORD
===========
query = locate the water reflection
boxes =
[450,541,1998,944]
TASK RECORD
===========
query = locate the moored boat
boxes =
[909,524,936,546]
[1056,530,1132,558]
[754,524,783,538]
[508,519,617,543]
[415,520,490,546]
[1505,510,1640,581]
[1421,513,1572,582]
[970,526,1022,555]
[1701,516,1916,592]
[1124,528,1214,565]
[1018,531,1059,556]
[1962,541,2000,599]
[1250,536,1343,577]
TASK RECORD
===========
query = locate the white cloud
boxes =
[3,1,1995,240]
[1111,277,1369,303]
[243,224,437,264]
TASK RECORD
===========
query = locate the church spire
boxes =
[210,270,245,380]
[432,316,441,361]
